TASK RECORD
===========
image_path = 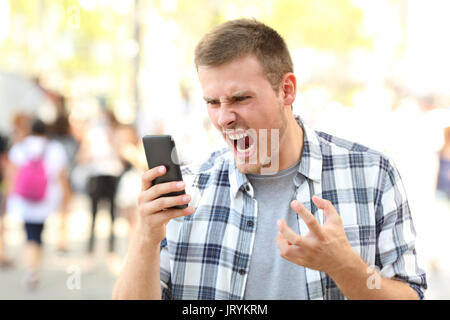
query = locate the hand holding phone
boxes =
[142,135,188,209]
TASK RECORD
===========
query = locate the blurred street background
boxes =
[0,0,449,299]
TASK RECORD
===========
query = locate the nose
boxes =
[217,105,236,128]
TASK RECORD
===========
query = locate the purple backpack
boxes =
[14,144,48,201]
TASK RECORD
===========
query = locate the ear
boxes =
[279,73,297,106]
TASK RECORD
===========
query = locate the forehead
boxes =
[197,54,272,97]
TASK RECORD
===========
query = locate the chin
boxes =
[235,162,262,175]
[235,156,280,175]
[226,145,261,174]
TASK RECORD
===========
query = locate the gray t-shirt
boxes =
[243,160,308,300]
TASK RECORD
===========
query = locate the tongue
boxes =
[235,136,250,151]
[235,135,254,151]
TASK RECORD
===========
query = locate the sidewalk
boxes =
[0,194,129,299]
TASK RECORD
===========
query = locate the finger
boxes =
[291,200,326,240]
[276,219,303,246]
[139,193,192,218]
[140,180,186,203]
[275,230,292,245]
[311,196,339,223]
[153,206,195,225]
[141,166,166,192]
[148,193,192,213]
[276,233,304,264]
[275,232,291,251]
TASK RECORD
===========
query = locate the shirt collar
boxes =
[227,152,250,199]
[227,115,323,198]
[295,115,323,183]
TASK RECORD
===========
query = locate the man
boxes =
[113,19,427,300]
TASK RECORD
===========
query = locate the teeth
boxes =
[224,130,248,140]
[229,132,247,140]
[223,129,255,154]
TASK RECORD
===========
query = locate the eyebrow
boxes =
[203,96,218,103]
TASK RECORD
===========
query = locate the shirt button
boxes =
[239,269,246,275]
[247,220,254,227]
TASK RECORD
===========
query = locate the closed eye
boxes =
[231,96,251,103]
[206,99,220,106]
[204,95,252,107]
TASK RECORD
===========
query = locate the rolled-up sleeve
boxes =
[160,238,172,300]
[375,157,427,299]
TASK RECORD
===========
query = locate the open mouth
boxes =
[225,129,257,158]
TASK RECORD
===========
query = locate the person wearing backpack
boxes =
[7,118,69,290]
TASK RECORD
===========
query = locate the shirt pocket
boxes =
[343,224,360,247]
[343,224,376,266]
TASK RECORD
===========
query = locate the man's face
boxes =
[198,54,289,174]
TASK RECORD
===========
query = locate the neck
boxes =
[266,115,303,173]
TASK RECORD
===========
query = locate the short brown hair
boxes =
[194,19,293,91]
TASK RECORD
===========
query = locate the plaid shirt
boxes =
[160,116,427,300]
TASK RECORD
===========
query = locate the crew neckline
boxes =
[247,159,301,180]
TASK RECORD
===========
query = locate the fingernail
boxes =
[176,182,185,188]
[183,195,190,202]
[159,166,165,173]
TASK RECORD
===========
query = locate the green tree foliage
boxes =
[265,0,370,52]
[2,0,372,109]
[5,0,370,77]
[168,0,370,53]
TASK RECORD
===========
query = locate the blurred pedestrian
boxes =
[11,113,31,143]
[1,112,32,269]
[50,113,79,254]
[106,124,145,275]
[426,126,450,273]
[77,108,124,265]
[7,118,68,290]
[436,126,450,200]
[0,133,12,268]
[115,125,145,234]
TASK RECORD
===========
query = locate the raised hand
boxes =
[275,195,357,277]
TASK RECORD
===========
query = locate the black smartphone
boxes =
[142,135,187,209]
